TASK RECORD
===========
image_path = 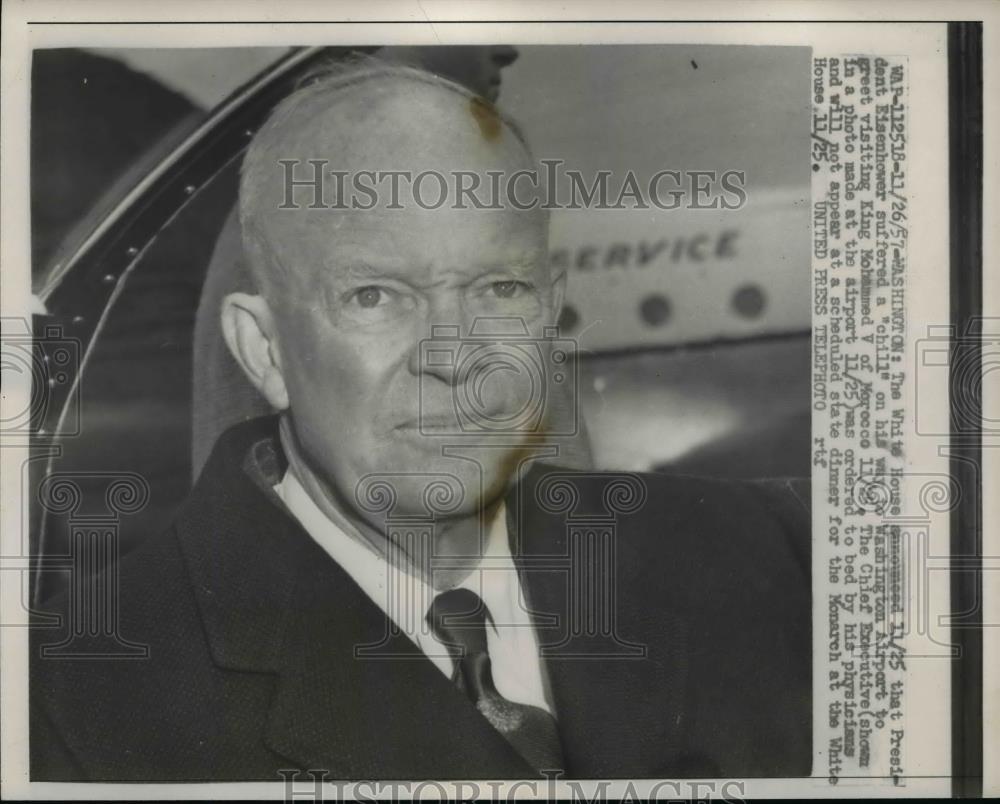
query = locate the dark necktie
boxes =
[426,587,564,774]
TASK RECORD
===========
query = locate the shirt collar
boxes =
[274,469,518,643]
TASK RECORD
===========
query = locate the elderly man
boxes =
[31,58,811,782]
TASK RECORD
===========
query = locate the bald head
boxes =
[239,57,546,301]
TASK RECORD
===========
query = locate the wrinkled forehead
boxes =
[268,211,550,302]
[239,74,550,294]
[239,75,552,300]
[242,75,540,223]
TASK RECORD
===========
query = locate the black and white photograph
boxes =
[0,3,994,801]
[26,39,813,783]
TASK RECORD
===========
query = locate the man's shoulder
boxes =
[517,463,810,559]
[29,418,286,780]
[29,513,285,781]
[31,524,199,680]
[512,463,812,776]
[30,525,202,774]
[520,460,809,510]
[513,463,812,644]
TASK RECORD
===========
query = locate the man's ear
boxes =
[220,292,290,411]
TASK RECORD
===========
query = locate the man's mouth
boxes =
[396,415,456,432]
[395,408,510,432]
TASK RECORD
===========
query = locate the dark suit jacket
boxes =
[31,416,811,781]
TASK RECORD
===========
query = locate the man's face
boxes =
[257,83,558,520]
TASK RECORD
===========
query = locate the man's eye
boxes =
[352,286,385,308]
[491,280,529,298]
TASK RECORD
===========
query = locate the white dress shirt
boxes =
[274,470,554,715]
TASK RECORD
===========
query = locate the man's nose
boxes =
[409,338,459,386]
[406,302,468,383]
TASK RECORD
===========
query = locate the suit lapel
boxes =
[180,420,690,778]
[260,530,538,779]
[507,464,690,778]
[178,418,537,779]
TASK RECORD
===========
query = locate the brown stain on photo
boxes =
[469,96,502,141]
